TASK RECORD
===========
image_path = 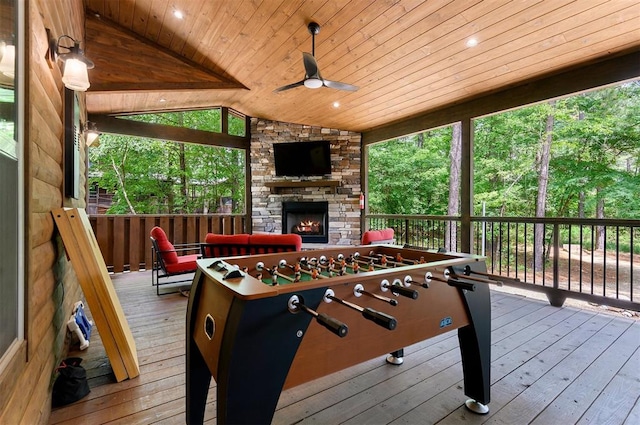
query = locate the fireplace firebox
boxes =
[282,201,329,243]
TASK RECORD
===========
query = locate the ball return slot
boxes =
[324,289,397,330]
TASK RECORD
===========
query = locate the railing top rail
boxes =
[368,214,460,221]
[469,216,640,226]
[368,214,640,227]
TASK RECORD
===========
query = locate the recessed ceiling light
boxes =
[333,101,340,108]
[173,10,184,19]
[466,38,478,48]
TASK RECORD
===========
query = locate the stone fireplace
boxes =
[282,201,329,243]
[250,118,362,245]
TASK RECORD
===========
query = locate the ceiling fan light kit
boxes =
[274,21,358,93]
[304,78,323,89]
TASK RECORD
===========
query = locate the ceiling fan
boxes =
[274,22,359,93]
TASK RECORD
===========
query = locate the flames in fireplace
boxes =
[282,201,329,243]
[293,219,323,235]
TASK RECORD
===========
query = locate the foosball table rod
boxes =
[353,283,398,306]
[324,289,397,330]
[425,271,476,291]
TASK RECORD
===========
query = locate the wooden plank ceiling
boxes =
[83,0,640,133]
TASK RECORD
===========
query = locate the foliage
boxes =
[368,81,640,219]
[367,129,451,215]
[88,110,246,214]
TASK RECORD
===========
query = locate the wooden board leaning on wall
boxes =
[52,207,139,382]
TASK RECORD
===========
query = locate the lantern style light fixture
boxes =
[84,121,100,146]
[0,41,15,78]
[47,31,94,91]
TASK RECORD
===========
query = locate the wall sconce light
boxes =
[47,31,94,92]
[84,121,100,146]
[0,41,15,78]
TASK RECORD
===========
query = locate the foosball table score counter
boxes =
[186,245,496,424]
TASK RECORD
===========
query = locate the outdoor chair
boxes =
[150,226,201,295]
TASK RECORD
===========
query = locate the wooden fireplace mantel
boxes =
[264,180,340,194]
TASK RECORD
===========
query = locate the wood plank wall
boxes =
[0,1,86,424]
[88,214,247,272]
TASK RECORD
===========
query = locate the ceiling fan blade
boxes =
[273,80,305,93]
[302,52,320,79]
[323,79,359,91]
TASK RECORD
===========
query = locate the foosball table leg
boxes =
[185,270,211,425]
[457,278,491,413]
[386,348,404,365]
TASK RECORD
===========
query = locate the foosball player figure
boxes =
[368,261,375,272]
[269,266,278,286]
[311,268,319,279]
[352,261,360,273]
[419,256,426,264]
[396,253,403,263]
[380,255,387,266]
[294,263,302,282]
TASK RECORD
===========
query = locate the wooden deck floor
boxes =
[49,271,640,425]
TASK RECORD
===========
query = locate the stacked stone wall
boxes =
[250,118,361,245]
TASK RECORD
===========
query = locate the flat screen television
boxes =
[273,141,332,177]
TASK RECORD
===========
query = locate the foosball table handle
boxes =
[389,285,419,299]
[316,312,349,337]
[290,295,349,338]
[362,307,397,330]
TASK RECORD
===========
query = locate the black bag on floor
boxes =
[52,357,90,407]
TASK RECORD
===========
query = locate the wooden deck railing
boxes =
[367,214,640,311]
[89,214,247,273]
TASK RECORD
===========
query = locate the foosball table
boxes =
[185,245,494,424]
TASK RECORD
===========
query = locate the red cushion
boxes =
[150,226,178,264]
[361,228,395,245]
[203,234,251,257]
[164,254,199,273]
[249,234,302,254]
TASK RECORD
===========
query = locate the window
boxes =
[0,0,23,361]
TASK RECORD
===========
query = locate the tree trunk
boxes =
[578,192,585,218]
[534,101,555,271]
[179,142,187,212]
[110,157,136,214]
[596,192,605,250]
[446,122,462,251]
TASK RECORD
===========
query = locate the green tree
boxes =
[88,109,246,214]
[368,128,451,215]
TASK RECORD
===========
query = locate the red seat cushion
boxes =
[164,254,199,274]
[249,234,302,254]
[150,226,178,264]
[361,228,395,245]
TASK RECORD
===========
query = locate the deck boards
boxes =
[49,271,639,425]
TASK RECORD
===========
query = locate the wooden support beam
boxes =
[88,114,250,149]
